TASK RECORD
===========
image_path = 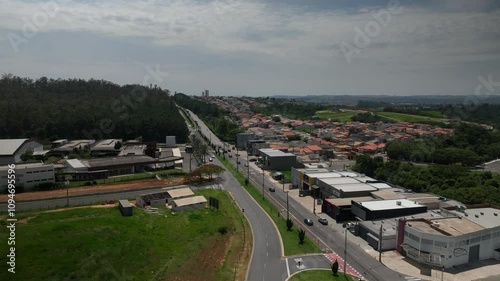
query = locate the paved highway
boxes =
[186,108,407,281]
[183,108,289,281]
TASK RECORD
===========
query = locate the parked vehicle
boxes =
[318,218,328,225]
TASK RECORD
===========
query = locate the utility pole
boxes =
[236,147,239,173]
[286,191,289,221]
[378,223,383,262]
[247,158,250,181]
[441,266,444,281]
[262,168,265,199]
[343,223,348,275]
[282,170,285,191]
[66,180,69,207]
[313,196,316,214]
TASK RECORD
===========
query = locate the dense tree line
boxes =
[353,156,500,205]
[350,112,392,123]
[0,74,189,143]
[249,97,327,119]
[386,123,500,166]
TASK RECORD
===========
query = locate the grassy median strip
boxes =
[289,270,353,281]
[217,156,321,256]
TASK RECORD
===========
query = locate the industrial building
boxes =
[352,199,428,221]
[172,195,207,212]
[135,191,170,208]
[258,148,298,170]
[397,205,500,268]
[118,200,133,216]
[247,140,268,156]
[166,187,195,204]
[52,139,95,153]
[236,132,256,150]
[322,197,374,222]
[0,162,55,190]
[0,139,44,164]
[91,139,122,151]
[63,155,182,180]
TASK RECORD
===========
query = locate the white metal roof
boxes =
[0,139,28,155]
[368,183,392,190]
[335,183,378,193]
[319,177,360,185]
[305,172,341,178]
[173,196,207,207]
[358,199,425,211]
[167,188,195,198]
[259,148,295,157]
[66,159,87,169]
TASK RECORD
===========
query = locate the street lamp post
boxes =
[344,224,348,275]
[236,147,239,173]
[247,158,250,181]
[286,191,290,221]
[262,168,265,199]
[378,222,383,262]
[313,196,316,214]
[282,170,285,191]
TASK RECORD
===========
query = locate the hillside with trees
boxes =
[353,156,500,205]
[0,74,189,142]
[386,123,500,166]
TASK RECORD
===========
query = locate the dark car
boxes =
[318,218,328,225]
[304,219,314,226]
[268,187,276,192]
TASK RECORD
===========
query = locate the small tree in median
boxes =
[286,218,294,231]
[331,259,339,276]
[298,228,306,244]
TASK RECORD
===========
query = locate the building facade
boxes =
[0,162,55,190]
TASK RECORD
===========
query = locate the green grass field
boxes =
[218,156,321,256]
[0,189,249,281]
[377,112,444,123]
[315,111,356,122]
[289,270,354,281]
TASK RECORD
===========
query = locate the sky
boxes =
[1,0,500,96]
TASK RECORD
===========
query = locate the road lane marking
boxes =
[286,258,290,277]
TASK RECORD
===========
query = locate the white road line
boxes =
[266,251,269,257]
[286,258,290,277]
[264,263,267,269]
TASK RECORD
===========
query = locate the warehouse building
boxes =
[91,139,122,151]
[322,196,374,222]
[352,199,427,221]
[0,139,44,164]
[118,200,133,216]
[317,177,379,198]
[236,132,256,150]
[52,139,95,153]
[258,148,298,170]
[357,210,445,251]
[397,204,500,268]
[0,162,55,190]
[135,191,170,208]
[63,155,181,180]
[166,187,195,204]
[172,196,207,212]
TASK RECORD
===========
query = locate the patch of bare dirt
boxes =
[0,178,184,202]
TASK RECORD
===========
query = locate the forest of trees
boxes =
[351,112,392,123]
[174,93,242,142]
[386,123,500,166]
[353,155,500,205]
[0,74,189,143]
[249,97,327,119]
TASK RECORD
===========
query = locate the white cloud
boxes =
[1,0,499,95]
